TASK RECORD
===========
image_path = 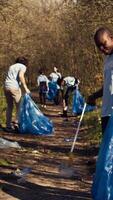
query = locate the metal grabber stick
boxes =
[59,103,87,177]
[70,103,87,153]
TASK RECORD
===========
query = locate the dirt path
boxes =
[0,103,95,200]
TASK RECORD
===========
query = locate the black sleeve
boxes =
[92,87,103,99]
[87,87,103,106]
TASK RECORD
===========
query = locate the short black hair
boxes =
[94,27,112,47]
[38,68,44,74]
[15,57,28,66]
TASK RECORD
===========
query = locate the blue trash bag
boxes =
[92,114,113,200]
[47,81,58,101]
[18,94,54,135]
[72,89,96,114]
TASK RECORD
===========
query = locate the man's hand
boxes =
[87,94,96,106]
[25,88,30,94]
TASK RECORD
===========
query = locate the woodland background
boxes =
[0,0,113,96]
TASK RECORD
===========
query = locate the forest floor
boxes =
[0,95,98,200]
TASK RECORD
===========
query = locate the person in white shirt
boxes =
[88,27,113,135]
[87,27,113,200]
[37,69,49,108]
[49,67,62,105]
[49,67,61,82]
[57,76,80,117]
[4,57,30,132]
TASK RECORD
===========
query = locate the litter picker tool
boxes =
[59,103,87,177]
[70,102,87,153]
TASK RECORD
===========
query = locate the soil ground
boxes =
[0,96,97,200]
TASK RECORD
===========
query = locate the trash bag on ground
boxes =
[18,94,54,135]
[92,114,113,200]
[72,89,96,114]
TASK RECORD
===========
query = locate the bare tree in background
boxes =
[0,0,113,95]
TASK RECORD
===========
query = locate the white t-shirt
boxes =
[37,74,49,86]
[49,72,61,82]
[102,54,113,117]
[4,63,26,90]
[64,76,75,87]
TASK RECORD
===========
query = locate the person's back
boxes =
[49,72,59,82]
[64,76,75,87]
[5,63,26,90]
[49,67,61,82]
[64,76,80,89]
[37,74,49,84]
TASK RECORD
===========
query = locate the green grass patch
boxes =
[0,87,6,125]
[0,86,17,126]
[83,107,102,144]
[0,159,10,166]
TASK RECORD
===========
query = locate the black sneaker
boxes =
[14,126,19,133]
[11,122,19,133]
[61,110,68,118]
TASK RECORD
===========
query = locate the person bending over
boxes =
[57,76,80,118]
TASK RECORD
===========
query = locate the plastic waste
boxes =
[92,113,113,200]
[0,137,21,149]
[72,89,96,114]
[64,138,73,142]
[47,81,58,101]
[13,167,32,176]
[13,167,32,183]
[59,161,75,178]
[18,94,54,135]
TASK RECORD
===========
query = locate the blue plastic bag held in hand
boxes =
[47,81,58,101]
[72,89,96,114]
[18,94,54,135]
[92,114,113,200]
